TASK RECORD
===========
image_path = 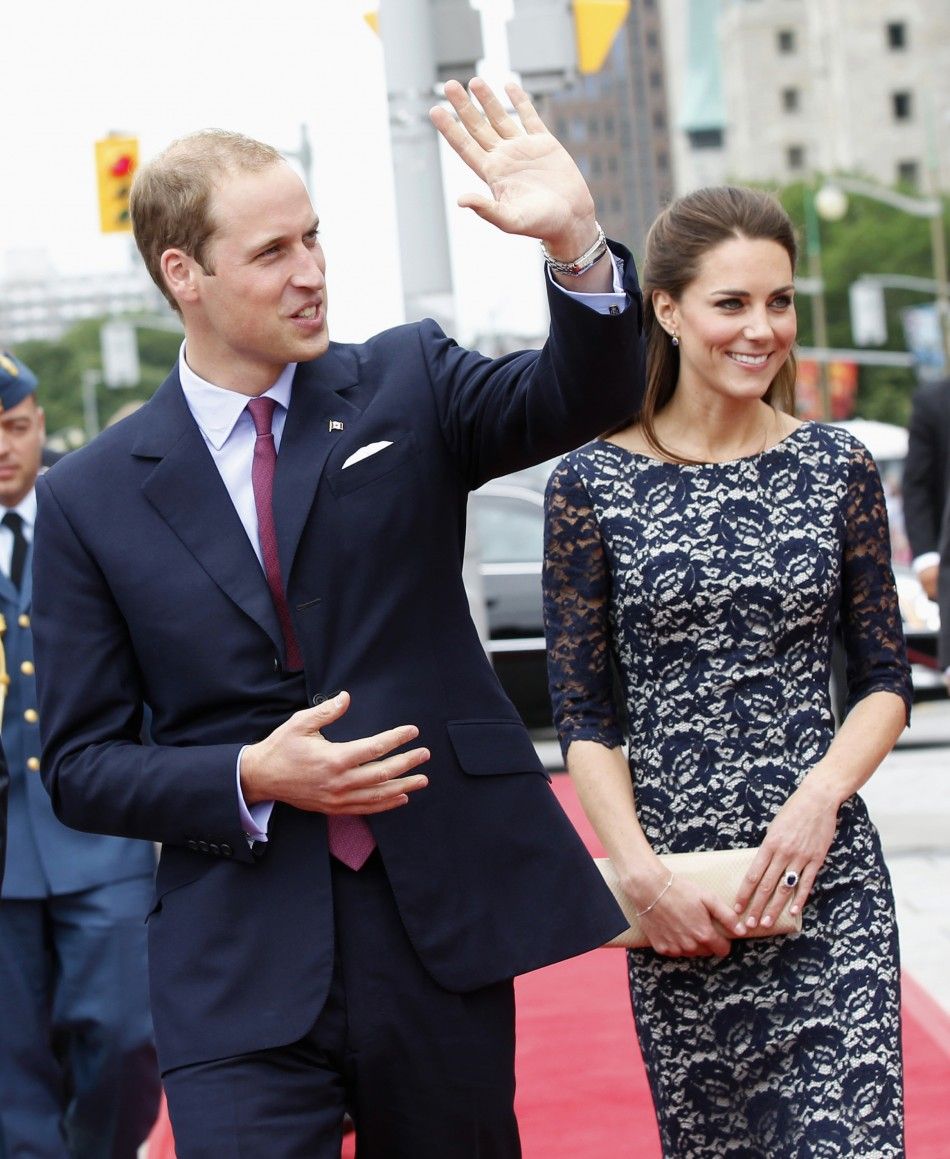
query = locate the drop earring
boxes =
[671,330,679,347]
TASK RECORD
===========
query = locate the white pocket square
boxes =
[342,441,393,469]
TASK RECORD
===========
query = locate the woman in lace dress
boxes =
[542,187,912,1157]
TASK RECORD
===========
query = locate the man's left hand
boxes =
[430,78,602,269]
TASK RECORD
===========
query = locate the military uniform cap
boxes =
[0,352,38,413]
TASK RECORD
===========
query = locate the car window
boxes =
[472,496,544,565]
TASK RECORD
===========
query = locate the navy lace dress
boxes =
[543,423,912,1158]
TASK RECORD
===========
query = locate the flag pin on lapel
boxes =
[328,420,344,432]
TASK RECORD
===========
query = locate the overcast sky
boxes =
[1,0,548,343]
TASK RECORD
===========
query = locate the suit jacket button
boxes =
[312,693,327,706]
[273,657,280,672]
[20,661,35,676]
[209,843,220,856]
[24,709,39,723]
[220,844,233,857]
[18,614,30,628]
[186,838,198,851]
[197,840,210,853]
[26,757,40,772]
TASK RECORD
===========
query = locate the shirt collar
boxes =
[1,489,37,532]
[177,342,296,450]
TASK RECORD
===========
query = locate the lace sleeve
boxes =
[840,441,913,723]
[542,457,624,759]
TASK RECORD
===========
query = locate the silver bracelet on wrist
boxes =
[636,871,675,918]
[541,222,608,277]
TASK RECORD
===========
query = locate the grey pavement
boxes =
[535,702,950,1017]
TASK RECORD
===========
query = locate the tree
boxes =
[780,182,947,425]
[13,316,182,445]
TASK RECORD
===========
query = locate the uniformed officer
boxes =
[0,352,160,1157]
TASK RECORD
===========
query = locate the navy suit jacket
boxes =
[33,258,643,1071]
[903,377,950,561]
[0,521,155,901]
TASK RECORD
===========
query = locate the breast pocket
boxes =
[327,432,417,498]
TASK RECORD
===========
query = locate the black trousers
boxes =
[163,852,521,1158]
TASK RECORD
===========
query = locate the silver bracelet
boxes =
[635,871,675,918]
[541,222,608,277]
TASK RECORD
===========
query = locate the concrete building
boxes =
[665,0,950,196]
[0,251,166,346]
[539,0,675,258]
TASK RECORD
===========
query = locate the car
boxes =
[468,423,943,730]
[468,466,553,729]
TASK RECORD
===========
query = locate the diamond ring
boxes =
[782,869,800,889]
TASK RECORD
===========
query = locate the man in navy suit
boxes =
[903,376,950,601]
[33,80,643,1157]
[0,353,160,1157]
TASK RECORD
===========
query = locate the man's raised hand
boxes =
[430,77,599,262]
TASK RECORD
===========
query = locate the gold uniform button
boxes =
[26,757,40,772]
[24,709,39,723]
[18,614,30,628]
[20,661,34,676]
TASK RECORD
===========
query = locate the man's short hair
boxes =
[130,130,284,314]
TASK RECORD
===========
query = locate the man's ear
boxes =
[160,249,201,307]
[652,289,678,337]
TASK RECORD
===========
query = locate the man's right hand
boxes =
[919,562,938,602]
[240,691,430,814]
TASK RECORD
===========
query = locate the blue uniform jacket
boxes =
[0,507,156,899]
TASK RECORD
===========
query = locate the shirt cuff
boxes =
[547,252,628,314]
[912,552,940,575]
[237,747,273,845]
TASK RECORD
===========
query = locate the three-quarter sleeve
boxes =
[839,442,913,723]
[542,457,624,759]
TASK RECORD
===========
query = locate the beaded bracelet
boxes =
[635,871,675,918]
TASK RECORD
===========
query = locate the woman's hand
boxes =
[631,873,745,958]
[733,777,840,930]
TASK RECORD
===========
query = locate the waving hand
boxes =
[430,78,602,271]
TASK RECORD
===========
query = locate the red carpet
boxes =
[146,773,950,1157]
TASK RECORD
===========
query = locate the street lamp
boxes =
[814,176,950,366]
[801,188,832,420]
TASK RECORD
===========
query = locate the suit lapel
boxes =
[136,375,285,652]
[0,515,31,610]
[274,347,363,582]
[19,542,33,610]
[0,568,17,608]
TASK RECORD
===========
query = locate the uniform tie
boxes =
[246,397,376,870]
[2,512,27,591]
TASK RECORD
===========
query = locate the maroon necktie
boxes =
[247,397,376,870]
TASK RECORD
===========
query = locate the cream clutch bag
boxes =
[597,847,802,949]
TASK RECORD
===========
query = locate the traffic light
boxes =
[507,0,630,93]
[364,2,484,86]
[573,0,629,75]
[95,136,139,234]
